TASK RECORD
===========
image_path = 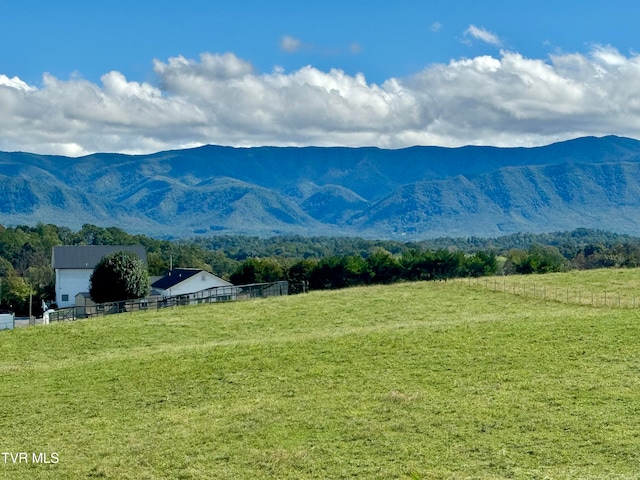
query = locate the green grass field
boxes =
[463,268,640,308]
[2,269,640,479]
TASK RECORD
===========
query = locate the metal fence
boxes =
[455,276,640,309]
[49,281,290,323]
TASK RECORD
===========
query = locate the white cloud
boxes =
[430,22,442,33]
[280,36,360,57]
[464,25,502,46]
[0,74,36,92]
[280,36,302,53]
[1,46,640,155]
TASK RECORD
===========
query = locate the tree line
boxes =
[2,223,640,315]
[228,245,571,290]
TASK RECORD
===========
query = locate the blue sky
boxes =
[1,0,640,155]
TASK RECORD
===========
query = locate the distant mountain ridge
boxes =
[2,135,640,238]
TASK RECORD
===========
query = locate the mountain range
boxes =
[2,135,640,239]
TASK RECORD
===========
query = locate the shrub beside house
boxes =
[51,245,147,308]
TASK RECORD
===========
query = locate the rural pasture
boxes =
[2,269,640,479]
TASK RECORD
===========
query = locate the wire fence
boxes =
[455,276,640,309]
[48,280,294,323]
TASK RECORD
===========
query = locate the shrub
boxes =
[89,251,149,303]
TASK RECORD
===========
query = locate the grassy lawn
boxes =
[464,268,640,308]
[2,271,640,478]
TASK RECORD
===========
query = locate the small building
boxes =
[0,313,14,331]
[52,245,147,308]
[151,268,232,297]
[75,292,96,317]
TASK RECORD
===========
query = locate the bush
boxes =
[89,251,149,303]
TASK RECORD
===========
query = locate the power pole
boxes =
[29,288,33,325]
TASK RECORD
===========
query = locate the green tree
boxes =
[230,258,285,285]
[146,252,168,277]
[462,251,499,277]
[367,248,401,284]
[504,245,568,274]
[342,255,371,286]
[526,244,567,273]
[89,251,149,303]
[287,259,318,293]
[400,249,434,281]
[0,273,31,314]
[0,257,14,278]
[308,255,370,290]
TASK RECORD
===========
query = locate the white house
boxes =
[151,268,232,298]
[51,245,147,308]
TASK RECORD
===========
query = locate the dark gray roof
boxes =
[51,245,147,269]
[151,268,201,289]
[151,268,232,290]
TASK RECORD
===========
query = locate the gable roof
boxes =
[151,268,231,289]
[52,245,147,269]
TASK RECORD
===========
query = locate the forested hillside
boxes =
[3,136,640,238]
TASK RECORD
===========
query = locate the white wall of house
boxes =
[55,268,93,308]
[157,271,231,297]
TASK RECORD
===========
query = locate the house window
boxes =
[202,274,206,281]
[62,295,69,302]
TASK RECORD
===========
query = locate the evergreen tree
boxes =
[230,258,285,284]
